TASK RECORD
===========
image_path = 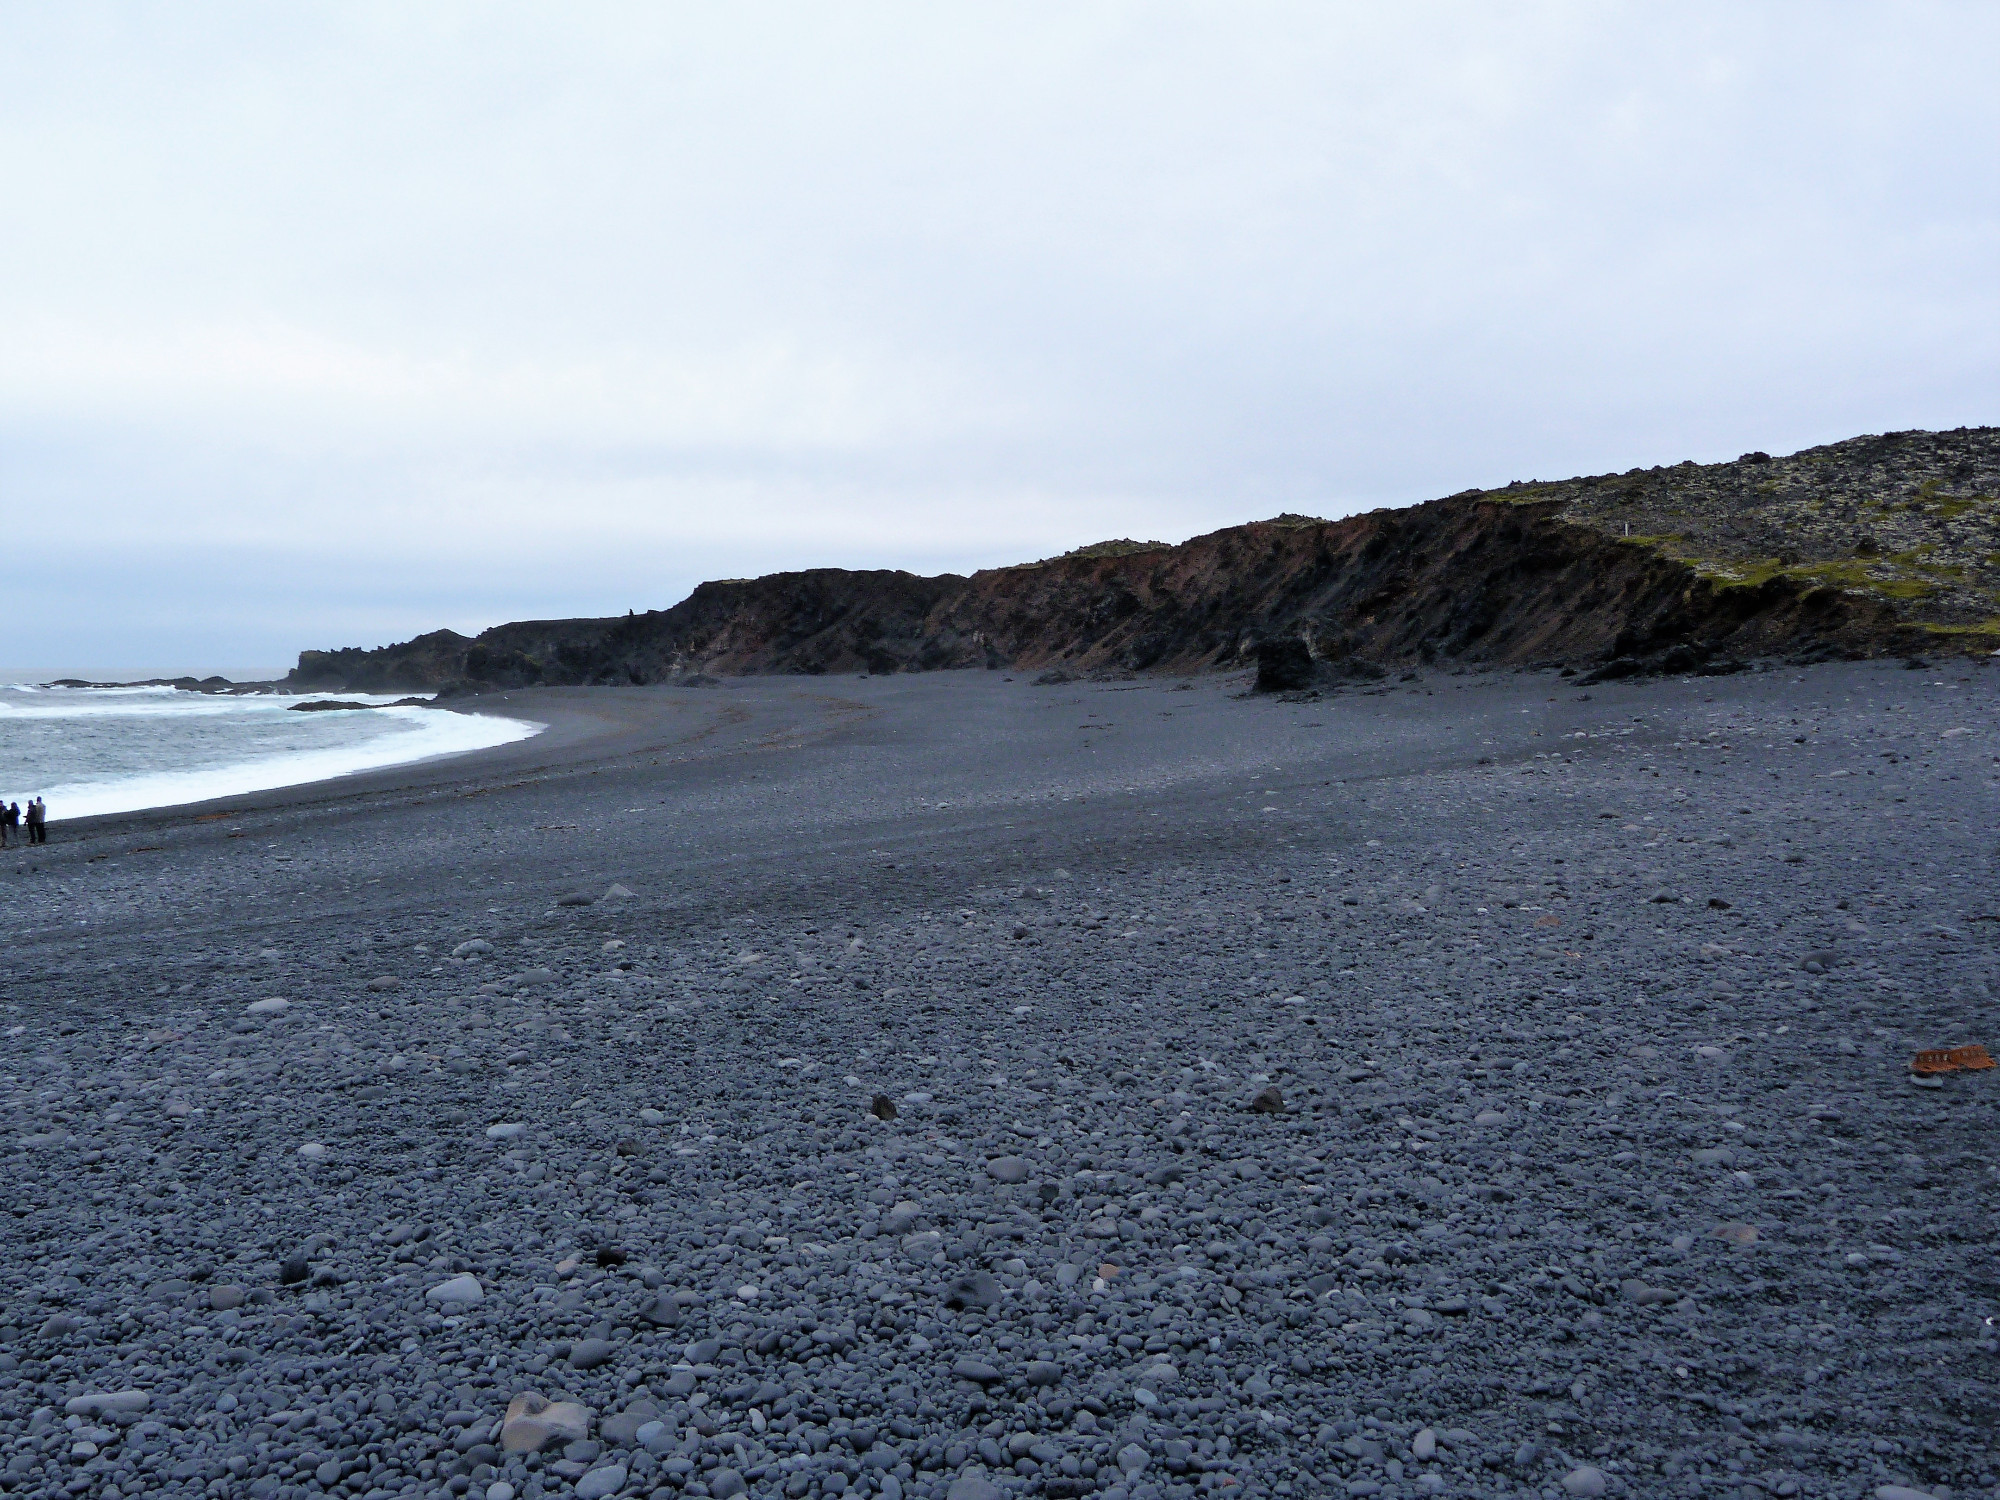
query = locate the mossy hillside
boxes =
[1917,617,2000,640]
[1480,428,2000,632]
[995,538,1174,572]
[1056,538,1173,560]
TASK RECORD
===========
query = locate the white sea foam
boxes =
[0,686,541,819]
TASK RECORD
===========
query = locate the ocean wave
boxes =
[0,687,423,719]
[0,697,541,818]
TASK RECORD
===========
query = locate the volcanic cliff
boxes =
[289,427,2000,694]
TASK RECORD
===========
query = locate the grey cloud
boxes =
[3,4,1996,667]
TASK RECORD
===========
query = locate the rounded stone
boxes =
[425,1273,484,1305]
[569,1337,615,1370]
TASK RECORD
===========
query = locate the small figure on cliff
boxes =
[26,797,46,844]
[0,800,16,846]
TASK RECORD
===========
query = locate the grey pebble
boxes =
[568,1336,615,1370]
[1620,1278,1675,1306]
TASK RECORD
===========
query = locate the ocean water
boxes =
[0,684,542,820]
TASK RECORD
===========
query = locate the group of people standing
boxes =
[1,798,45,846]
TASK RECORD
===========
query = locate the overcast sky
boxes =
[4,3,1997,671]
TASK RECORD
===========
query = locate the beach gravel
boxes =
[1,663,1996,1500]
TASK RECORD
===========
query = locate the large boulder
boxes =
[1253,638,1316,692]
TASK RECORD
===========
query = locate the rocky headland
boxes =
[288,428,2000,697]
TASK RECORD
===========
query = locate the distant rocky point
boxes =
[46,676,273,694]
[289,427,2000,695]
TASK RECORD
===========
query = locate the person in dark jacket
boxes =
[26,797,45,844]
[0,801,15,846]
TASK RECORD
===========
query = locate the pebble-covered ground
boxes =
[3,663,1997,1500]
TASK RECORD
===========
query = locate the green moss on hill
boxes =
[1469,429,2000,634]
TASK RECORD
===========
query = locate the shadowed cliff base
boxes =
[290,427,2000,695]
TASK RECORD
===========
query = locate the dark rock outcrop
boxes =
[1253,639,1316,693]
[286,697,432,711]
[291,629,481,695]
[288,428,2000,693]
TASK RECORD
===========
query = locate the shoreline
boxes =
[5,692,544,828]
[30,680,840,842]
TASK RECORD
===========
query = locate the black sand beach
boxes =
[4,663,1997,1500]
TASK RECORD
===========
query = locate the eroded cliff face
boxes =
[933,500,1904,677]
[289,428,1996,694]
